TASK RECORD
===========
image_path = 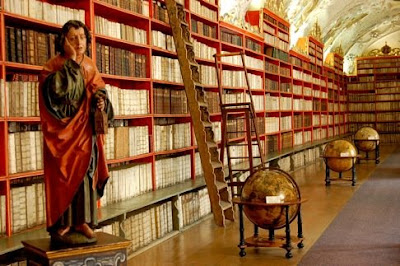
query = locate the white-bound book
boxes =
[8,134,17,174]
[14,132,22,173]
[0,195,6,234]
[26,184,37,228]
[167,201,173,232]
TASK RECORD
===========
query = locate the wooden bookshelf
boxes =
[348,55,400,142]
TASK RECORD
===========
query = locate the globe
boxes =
[241,168,301,230]
[354,127,379,152]
[323,139,357,172]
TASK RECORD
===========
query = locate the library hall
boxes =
[0,0,400,265]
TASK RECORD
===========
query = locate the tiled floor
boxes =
[128,145,396,266]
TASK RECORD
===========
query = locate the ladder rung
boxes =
[220,200,233,211]
[228,181,245,187]
[202,121,212,127]
[206,141,218,148]
[210,161,223,170]
[214,51,242,58]
[215,181,227,190]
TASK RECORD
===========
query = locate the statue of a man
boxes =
[39,20,114,244]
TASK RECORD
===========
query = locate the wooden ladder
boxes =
[214,51,265,197]
[165,0,234,226]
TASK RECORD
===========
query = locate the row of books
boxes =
[95,16,148,45]
[376,81,400,88]
[105,84,149,116]
[358,58,400,65]
[348,93,375,102]
[265,116,280,134]
[246,39,262,54]
[220,30,242,47]
[154,87,188,114]
[99,0,149,16]
[154,122,191,152]
[10,180,45,233]
[100,163,152,207]
[379,133,400,143]
[152,30,175,52]
[376,102,400,111]
[152,56,183,83]
[280,116,292,131]
[189,0,217,21]
[221,70,262,89]
[264,33,289,51]
[294,131,303,146]
[265,47,289,62]
[153,0,169,23]
[191,19,217,39]
[123,201,173,252]
[377,113,400,121]
[8,130,43,174]
[5,26,57,66]
[293,99,313,111]
[96,43,147,78]
[193,38,217,61]
[199,65,217,86]
[104,124,149,160]
[179,187,211,228]
[5,79,37,117]
[4,0,84,26]
[376,94,400,101]
[378,87,400,94]
[5,74,40,117]
[204,91,220,113]
[155,154,191,189]
[348,103,375,112]
[348,113,374,122]
[376,123,400,132]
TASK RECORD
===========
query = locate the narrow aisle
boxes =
[128,145,398,266]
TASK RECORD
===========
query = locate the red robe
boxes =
[39,55,109,227]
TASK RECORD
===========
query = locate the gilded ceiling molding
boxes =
[363,43,400,57]
[264,0,287,19]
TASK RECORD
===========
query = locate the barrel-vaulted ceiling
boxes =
[220,0,400,73]
[284,0,400,73]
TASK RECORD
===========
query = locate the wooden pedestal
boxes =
[232,198,306,259]
[22,232,131,266]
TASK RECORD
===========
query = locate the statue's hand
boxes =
[64,38,77,61]
[96,97,105,111]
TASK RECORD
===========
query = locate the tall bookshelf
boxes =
[0,0,348,257]
[348,55,400,143]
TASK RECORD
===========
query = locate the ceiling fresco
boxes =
[220,0,400,73]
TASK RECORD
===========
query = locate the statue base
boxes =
[22,232,131,266]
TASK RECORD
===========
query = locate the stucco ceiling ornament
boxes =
[363,42,400,56]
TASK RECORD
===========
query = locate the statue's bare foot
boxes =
[75,223,95,239]
[57,226,71,236]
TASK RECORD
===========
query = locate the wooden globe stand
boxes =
[232,198,307,259]
[322,155,359,186]
[354,139,380,164]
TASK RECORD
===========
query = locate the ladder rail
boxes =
[165,0,234,227]
[214,51,266,197]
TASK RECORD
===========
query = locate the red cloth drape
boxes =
[39,55,109,227]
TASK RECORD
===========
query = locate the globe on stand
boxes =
[234,167,305,259]
[354,127,379,152]
[354,127,380,164]
[322,139,358,186]
[241,167,301,229]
